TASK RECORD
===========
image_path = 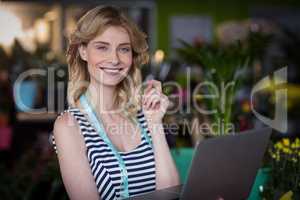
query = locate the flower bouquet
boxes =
[260,138,300,199]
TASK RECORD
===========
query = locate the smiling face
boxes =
[79,26,133,87]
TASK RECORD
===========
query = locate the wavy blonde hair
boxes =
[67,6,149,118]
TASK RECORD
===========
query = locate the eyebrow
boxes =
[92,41,131,46]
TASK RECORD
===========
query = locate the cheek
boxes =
[86,50,101,66]
[120,55,133,76]
[127,57,133,68]
[86,52,100,75]
[122,53,133,68]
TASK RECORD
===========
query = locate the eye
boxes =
[119,47,131,53]
[96,46,108,51]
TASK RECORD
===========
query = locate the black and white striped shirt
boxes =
[52,108,156,200]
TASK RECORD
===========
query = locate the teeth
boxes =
[101,68,121,74]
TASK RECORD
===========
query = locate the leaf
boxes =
[279,191,293,200]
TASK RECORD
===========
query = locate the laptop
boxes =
[127,127,272,200]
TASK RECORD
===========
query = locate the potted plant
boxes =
[260,137,300,199]
[176,29,271,136]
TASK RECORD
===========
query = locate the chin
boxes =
[102,80,124,87]
[92,75,128,87]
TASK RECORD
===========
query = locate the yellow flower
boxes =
[279,190,293,200]
[276,142,283,149]
[272,155,276,159]
[283,138,290,146]
[271,153,276,159]
[283,147,290,154]
[242,101,251,113]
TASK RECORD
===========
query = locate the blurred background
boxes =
[0,0,300,199]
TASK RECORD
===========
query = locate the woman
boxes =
[53,6,179,200]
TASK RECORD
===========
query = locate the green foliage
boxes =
[260,138,300,199]
[0,149,68,200]
[176,31,271,135]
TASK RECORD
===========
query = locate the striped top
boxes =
[52,108,156,200]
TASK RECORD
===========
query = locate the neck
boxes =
[86,80,118,113]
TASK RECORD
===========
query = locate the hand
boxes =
[142,80,169,124]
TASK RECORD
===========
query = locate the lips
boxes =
[98,66,123,75]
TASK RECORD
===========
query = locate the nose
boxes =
[109,49,120,66]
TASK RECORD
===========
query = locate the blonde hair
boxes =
[67,6,149,118]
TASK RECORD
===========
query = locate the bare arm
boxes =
[147,121,180,190]
[53,113,100,200]
[142,80,180,189]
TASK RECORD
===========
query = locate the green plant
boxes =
[176,31,271,135]
[0,149,68,200]
[260,138,300,199]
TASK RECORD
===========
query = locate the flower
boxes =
[283,138,290,146]
[275,142,283,149]
[262,137,300,198]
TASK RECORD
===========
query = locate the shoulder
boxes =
[53,111,86,152]
[53,112,99,199]
[54,112,78,134]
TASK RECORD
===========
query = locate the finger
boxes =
[143,88,160,107]
[145,93,161,109]
[153,103,160,110]
[144,80,153,94]
[149,97,161,110]
[160,94,169,109]
[142,90,152,106]
[150,80,162,93]
[144,80,162,95]
[157,95,169,112]
[144,91,160,110]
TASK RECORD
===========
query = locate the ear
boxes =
[78,45,87,61]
